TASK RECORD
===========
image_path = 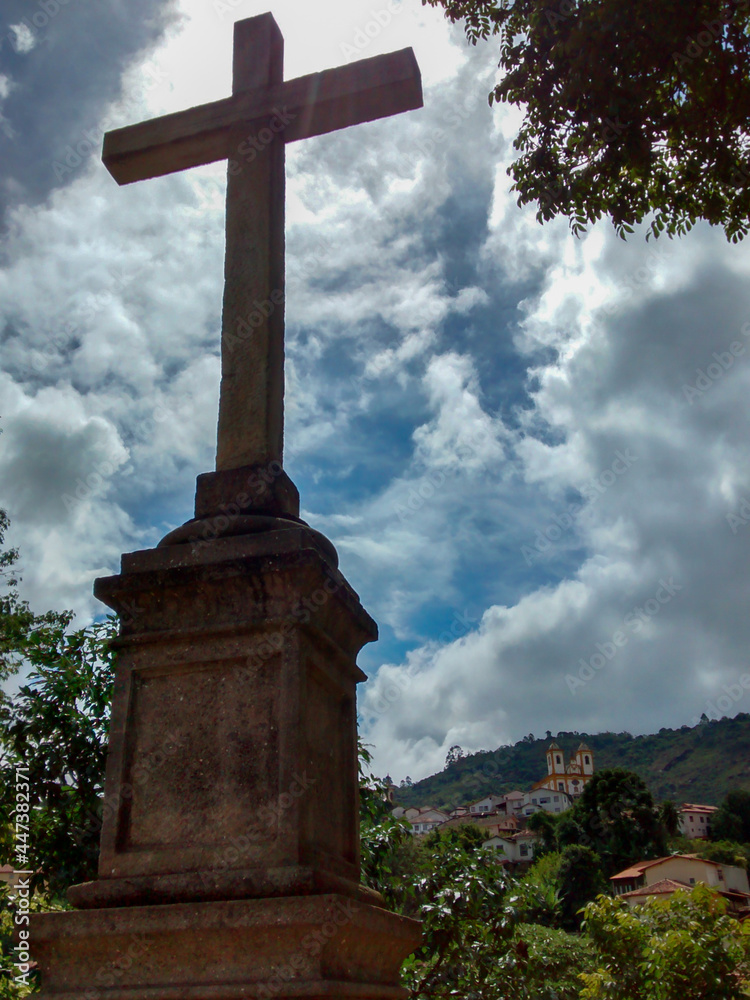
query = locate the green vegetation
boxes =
[0,884,62,998]
[557,846,607,930]
[398,722,750,809]
[0,509,117,895]
[0,510,117,999]
[360,788,750,999]
[580,886,750,999]
[567,769,667,875]
[424,0,750,241]
[0,618,116,896]
[713,789,750,843]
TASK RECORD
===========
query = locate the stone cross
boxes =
[102,13,423,472]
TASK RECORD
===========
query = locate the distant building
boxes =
[0,865,28,891]
[531,742,594,799]
[611,854,750,915]
[399,807,449,835]
[677,803,718,839]
[483,831,537,864]
[519,788,573,816]
[441,812,520,838]
[469,795,505,815]
[503,790,525,815]
[383,775,397,805]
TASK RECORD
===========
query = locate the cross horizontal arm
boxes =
[103,48,423,185]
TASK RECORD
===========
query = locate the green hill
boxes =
[394,713,750,809]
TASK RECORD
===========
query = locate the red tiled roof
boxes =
[611,858,667,880]
[621,878,689,898]
[679,803,719,814]
[611,855,723,881]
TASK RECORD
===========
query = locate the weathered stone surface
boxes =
[193,463,300,520]
[216,16,286,472]
[37,517,423,992]
[32,894,422,1000]
[73,526,375,905]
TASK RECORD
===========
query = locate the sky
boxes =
[2,0,750,784]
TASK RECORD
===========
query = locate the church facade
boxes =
[531,741,594,798]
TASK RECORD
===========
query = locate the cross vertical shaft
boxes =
[217,15,285,471]
[101,12,423,481]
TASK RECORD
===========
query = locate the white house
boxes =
[677,803,718,839]
[469,795,505,815]
[519,788,573,816]
[482,831,537,863]
[401,807,449,835]
[502,790,525,815]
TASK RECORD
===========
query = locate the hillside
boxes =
[394,713,750,809]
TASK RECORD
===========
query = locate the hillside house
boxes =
[503,790,525,815]
[611,855,750,914]
[469,795,505,815]
[482,831,537,864]
[519,788,573,816]
[677,803,718,839]
[398,807,449,835]
[448,806,470,820]
[441,812,520,838]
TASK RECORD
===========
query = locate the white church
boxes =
[531,741,595,799]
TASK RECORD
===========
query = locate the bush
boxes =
[580,885,750,1000]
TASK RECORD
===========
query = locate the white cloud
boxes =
[359,215,750,780]
[413,352,506,471]
[9,23,36,53]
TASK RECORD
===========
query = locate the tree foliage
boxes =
[659,799,680,838]
[0,507,117,898]
[568,768,666,874]
[712,789,750,842]
[525,807,557,853]
[399,836,598,1000]
[359,742,420,907]
[423,0,750,240]
[515,850,563,926]
[0,883,65,998]
[403,840,518,1000]
[0,618,117,896]
[557,845,608,929]
[696,838,750,868]
[579,885,750,999]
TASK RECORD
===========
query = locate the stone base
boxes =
[30,468,422,997]
[31,894,421,1000]
[68,865,385,910]
[88,525,375,893]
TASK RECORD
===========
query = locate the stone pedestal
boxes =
[30,466,421,998]
[32,894,419,1000]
